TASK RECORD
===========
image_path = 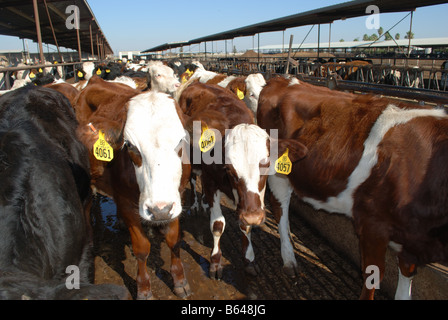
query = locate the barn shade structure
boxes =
[142,0,448,53]
[0,0,113,62]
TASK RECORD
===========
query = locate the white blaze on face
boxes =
[225,124,270,196]
[243,73,266,115]
[148,61,180,95]
[82,62,95,80]
[124,91,186,222]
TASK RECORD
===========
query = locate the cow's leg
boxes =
[190,170,209,215]
[240,224,259,276]
[161,218,191,298]
[208,190,225,279]
[358,226,388,300]
[268,174,297,277]
[115,196,152,300]
[395,257,416,300]
[190,173,200,213]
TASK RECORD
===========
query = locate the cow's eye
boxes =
[126,142,142,167]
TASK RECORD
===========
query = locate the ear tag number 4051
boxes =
[93,130,114,162]
[275,148,292,175]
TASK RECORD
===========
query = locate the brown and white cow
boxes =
[257,76,448,300]
[178,69,266,120]
[179,82,306,278]
[74,76,191,299]
[43,79,80,106]
[195,69,266,117]
[225,73,266,118]
[146,61,181,95]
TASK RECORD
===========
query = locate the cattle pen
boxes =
[1,0,448,302]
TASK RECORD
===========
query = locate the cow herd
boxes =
[1,59,448,300]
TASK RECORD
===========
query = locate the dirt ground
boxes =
[91,185,390,300]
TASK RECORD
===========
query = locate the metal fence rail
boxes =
[0,60,100,89]
[201,57,448,92]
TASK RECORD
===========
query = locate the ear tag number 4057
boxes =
[93,130,114,162]
[275,148,292,175]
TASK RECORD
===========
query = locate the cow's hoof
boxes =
[174,279,192,299]
[244,261,260,276]
[283,261,299,278]
[136,290,155,300]
[209,263,223,280]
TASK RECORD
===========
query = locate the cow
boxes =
[74,76,191,299]
[146,61,181,95]
[104,61,180,94]
[257,75,448,300]
[0,85,129,299]
[177,68,266,120]
[226,73,266,118]
[179,82,306,278]
[75,61,96,82]
[43,79,80,106]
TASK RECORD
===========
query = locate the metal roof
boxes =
[0,0,113,56]
[142,0,448,53]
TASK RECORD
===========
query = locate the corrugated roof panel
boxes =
[0,0,113,56]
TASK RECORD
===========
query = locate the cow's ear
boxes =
[101,120,126,150]
[87,117,126,150]
[184,118,205,145]
[276,138,308,162]
[185,115,225,151]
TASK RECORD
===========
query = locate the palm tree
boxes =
[404,31,414,39]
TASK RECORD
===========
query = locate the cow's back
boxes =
[0,86,90,280]
[258,79,386,200]
[180,82,254,132]
[355,113,448,265]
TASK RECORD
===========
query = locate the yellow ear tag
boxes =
[275,148,292,175]
[38,68,43,73]
[106,69,110,73]
[199,125,215,153]
[186,69,193,76]
[96,68,101,75]
[77,71,83,78]
[29,72,35,79]
[93,131,114,162]
[182,75,187,83]
[236,88,245,100]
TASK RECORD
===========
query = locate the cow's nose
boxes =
[240,210,265,226]
[144,202,174,221]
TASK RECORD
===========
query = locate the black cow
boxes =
[0,86,129,299]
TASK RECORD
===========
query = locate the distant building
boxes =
[118,51,144,61]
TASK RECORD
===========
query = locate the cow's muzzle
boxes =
[143,202,176,222]
[239,209,266,227]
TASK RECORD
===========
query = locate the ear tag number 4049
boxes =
[199,125,215,153]
[275,148,292,175]
[93,130,114,162]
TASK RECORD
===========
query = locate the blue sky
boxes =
[1,1,447,55]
